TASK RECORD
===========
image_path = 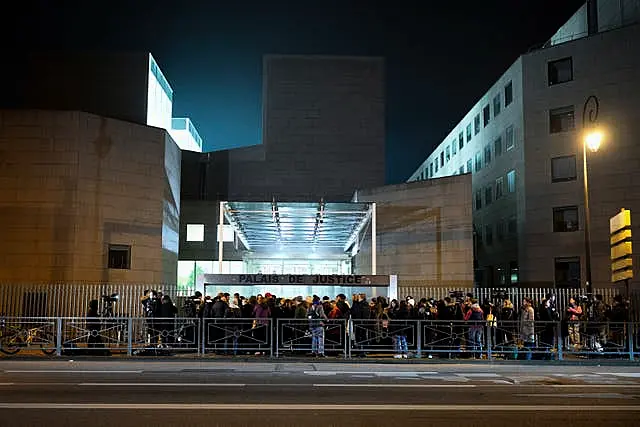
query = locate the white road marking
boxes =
[351,375,375,378]
[0,403,637,411]
[550,384,640,388]
[376,372,419,377]
[78,383,246,387]
[304,371,437,376]
[517,393,634,399]
[313,384,476,388]
[4,370,143,374]
[0,383,14,386]
[458,373,500,377]
[606,373,640,378]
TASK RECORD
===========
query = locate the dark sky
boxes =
[6,0,584,183]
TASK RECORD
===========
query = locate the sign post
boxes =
[610,208,633,300]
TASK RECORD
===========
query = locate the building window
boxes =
[494,136,503,158]
[555,257,581,289]
[475,152,482,172]
[509,261,519,284]
[553,206,579,232]
[493,94,501,117]
[459,165,465,174]
[548,57,573,86]
[430,163,434,177]
[420,171,424,180]
[483,104,490,127]
[459,132,464,150]
[186,224,205,242]
[505,125,515,151]
[485,225,493,246]
[485,185,493,206]
[452,140,457,156]
[496,176,504,199]
[507,170,516,193]
[446,146,451,162]
[508,215,517,234]
[549,106,575,133]
[474,114,480,135]
[497,219,505,241]
[434,160,438,173]
[505,81,513,106]
[476,225,483,247]
[551,155,577,182]
[484,145,492,166]
[475,190,482,210]
[108,244,131,270]
[466,159,472,173]
[466,124,472,142]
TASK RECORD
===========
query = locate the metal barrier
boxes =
[276,319,347,357]
[204,318,272,356]
[1,316,639,360]
[350,319,418,357]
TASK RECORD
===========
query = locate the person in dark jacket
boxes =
[391,300,410,358]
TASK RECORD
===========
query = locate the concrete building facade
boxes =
[353,174,474,294]
[408,0,640,290]
[0,110,181,285]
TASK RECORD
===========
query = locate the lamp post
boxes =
[582,95,602,300]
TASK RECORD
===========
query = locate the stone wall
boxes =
[0,109,179,285]
[353,175,473,289]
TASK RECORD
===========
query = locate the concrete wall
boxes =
[353,175,473,291]
[225,55,385,202]
[522,23,640,289]
[0,109,179,285]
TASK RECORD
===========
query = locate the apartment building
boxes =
[409,0,640,289]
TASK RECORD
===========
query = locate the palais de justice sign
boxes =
[203,274,390,287]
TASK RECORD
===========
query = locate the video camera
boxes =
[491,290,508,301]
[101,293,120,303]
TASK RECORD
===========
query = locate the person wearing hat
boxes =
[308,296,328,357]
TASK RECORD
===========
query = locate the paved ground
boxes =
[0,360,638,426]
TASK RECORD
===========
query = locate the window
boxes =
[435,159,438,173]
[459,132,464,150]
[476,225,483,246]
[485,185,493,206]
[186,224,205,242]
[497,219,506,241]
[475,190,482,210]
[446,146,451,162]
[507,215,517,234]
[474,114,480,135]
[217,224,235,242]
[466,124,472,142]
[108,244,131,269]
[484,145,492,166]
[555,257,581,289]
[553,206,579,232]
[507,170,516,193]
[466,159,472,173]
[440,151,444,167]
[459,165,465,174]
[506,125,515,151]
[483,104,490,127]
[496,176,504,199]
[548,57,573,86]
[494,136,503,158]
[485,225,493,246]
[475,152,482,172]
[452,140,457,156]
[493,94,501,117]
[430,163,434,177]
[509,261,519,284]
[420,171,424,181]
[505,81,513,106]
[549,106,575,133]
[551,155,577,182]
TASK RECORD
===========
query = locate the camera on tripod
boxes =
[101,293,119,303]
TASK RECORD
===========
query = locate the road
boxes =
[0,360,639,426]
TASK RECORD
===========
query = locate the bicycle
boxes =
[0,318,56,355]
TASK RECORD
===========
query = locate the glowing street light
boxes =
[585,129,603,152]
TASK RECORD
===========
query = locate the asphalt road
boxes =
[0,361,639,426]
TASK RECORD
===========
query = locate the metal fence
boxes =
[0,283,179,318]
[1,317,638,360]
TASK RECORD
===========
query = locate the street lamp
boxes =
[582,95,601,301]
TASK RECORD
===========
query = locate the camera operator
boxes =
[158,295,177,345]
[565,296,583,349]
[183,291,203,318]
[538,293,559,359]
[141,290,161,344]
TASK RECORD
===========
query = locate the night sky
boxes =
[6,0,585,183]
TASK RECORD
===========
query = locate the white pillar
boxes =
[218,201,224,273]
[371,202,377,275]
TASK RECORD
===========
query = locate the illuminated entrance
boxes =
[194,200,381,298]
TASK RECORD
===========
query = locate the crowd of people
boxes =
[165,290,631,359]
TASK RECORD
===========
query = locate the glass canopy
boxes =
[222,201,373,254]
